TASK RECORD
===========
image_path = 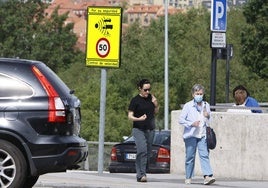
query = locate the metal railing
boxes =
[210,102,268,112]
[82,141,119,171]
[180,102,268,113]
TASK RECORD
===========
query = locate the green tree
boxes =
[241,0,268,79]
[59,7,268,142]
[0,0,81,72]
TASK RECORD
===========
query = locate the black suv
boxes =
[0,58,88,187]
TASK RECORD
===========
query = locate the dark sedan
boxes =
[108,130,170,173]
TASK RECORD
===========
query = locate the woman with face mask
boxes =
[179,84,215,185]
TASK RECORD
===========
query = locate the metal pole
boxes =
[210,48,217,109]
[98,68,107,174]
[164,0,169,130]
[226,45,230,103]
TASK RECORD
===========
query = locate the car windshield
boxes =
[124,131,170,146]
[153,132,170,145]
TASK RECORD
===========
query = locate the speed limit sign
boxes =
[96,38,110,58]
[86,6,122,68]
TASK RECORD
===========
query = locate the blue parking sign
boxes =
[211,0,227,32]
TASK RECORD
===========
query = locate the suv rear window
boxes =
[0,73,34,99]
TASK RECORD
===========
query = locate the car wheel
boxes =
[22,175,39,188]
[0,139,27,188]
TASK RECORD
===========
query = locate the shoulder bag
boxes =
[206,126,216,150]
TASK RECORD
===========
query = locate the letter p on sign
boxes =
[211,0,227,32]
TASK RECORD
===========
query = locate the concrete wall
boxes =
[171,110,268,180]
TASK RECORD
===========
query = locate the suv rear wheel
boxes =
[0,140,27,187]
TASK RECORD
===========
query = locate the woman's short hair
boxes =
[191,84,205,94]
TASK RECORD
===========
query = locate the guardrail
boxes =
[180,102,268,113]
[82,141,119,171]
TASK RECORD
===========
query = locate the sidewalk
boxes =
[35,170,268,188]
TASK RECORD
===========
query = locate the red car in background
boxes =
[109,130,170,173]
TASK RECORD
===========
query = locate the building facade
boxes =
[46,0,247,51]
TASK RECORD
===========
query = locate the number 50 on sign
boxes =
[97,38,110,58]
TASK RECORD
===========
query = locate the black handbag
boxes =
[206,126,216,150]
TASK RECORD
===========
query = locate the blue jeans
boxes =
[184,136,213,179]
[132,128,155,179]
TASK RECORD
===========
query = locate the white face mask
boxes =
[194,95,203,103]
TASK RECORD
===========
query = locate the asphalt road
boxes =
[34,170,268,188]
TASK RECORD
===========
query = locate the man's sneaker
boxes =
[185,179,191,184]
[204,176,215,185]
[137,176,147,182]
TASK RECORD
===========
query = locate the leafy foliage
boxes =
[0,1,267,142]
[241,0,268,79]
[0,0,81,72]
[60,7,268,142]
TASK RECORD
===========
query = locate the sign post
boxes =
[210,0,227,108]
[86,6,122,174]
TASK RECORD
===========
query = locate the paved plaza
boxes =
[34,170,268,188]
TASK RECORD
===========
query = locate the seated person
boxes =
[228,85,262,113]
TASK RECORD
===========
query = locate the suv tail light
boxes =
[110,147,117,161]
[156,147,170,163]
[32,65,66,123]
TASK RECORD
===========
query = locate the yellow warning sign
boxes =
[86,7,122,68]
